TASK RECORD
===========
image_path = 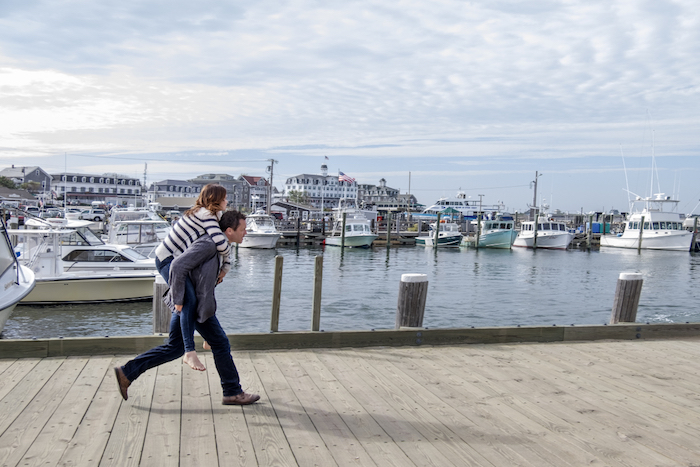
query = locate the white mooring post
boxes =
[610,272,643,324]
[396,274,428,329]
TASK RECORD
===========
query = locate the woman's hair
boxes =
[185,184,227,216]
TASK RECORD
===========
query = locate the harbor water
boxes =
[4,246,700,339]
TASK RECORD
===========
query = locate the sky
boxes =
[1,0,699,214]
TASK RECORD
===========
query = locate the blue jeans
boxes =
[121,257,242,396]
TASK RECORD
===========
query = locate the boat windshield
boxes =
[60,227,105,246]
[0,225,15,276]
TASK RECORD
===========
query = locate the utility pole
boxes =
[266,159,278,215]
[531,171,541,221]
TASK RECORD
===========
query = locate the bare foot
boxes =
[203,341,211,350]
[183,351,206,371]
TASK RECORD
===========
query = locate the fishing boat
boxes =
[417,192,505,220]
[600,194,692,251]
[0,221,35,334]
[463,215,518,249]
[324,199,378,248]
[10,229,156,305]
[415,220,463,247]
[239,211,282,249]
[513,215,574,250]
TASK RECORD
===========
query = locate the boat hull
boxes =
[21,273,155,305]
[325,235,378,248]
[416,234,462,247]
[239,233,281,249]
[513,232,574,250]
[470,230,518,249]
[600,231,693,251]
[0,265,35,334]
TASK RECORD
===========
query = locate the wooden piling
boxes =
[610,272,643,324]
[340,212,347,248]
[691,217,698,252]
[396,273,428,328]
[475,213,482,250]
[637,215,645,252]
[295,217,301,247]
[433,213,441,249]
[311,255,323,331]
[271,255,283,332]
[152,274,170,334]
[386,212,391,245]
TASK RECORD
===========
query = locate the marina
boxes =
[5,245,700,340]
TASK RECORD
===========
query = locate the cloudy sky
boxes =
[1,0,699,213]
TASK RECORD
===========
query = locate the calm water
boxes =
[5,245,700,339]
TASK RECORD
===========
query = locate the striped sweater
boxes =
[155,207,231,275]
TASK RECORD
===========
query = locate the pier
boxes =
[1,323,700,466]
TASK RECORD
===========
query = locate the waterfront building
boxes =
[51,172,142,206]
[284,164,357,210]
[357,178,418,210]
[145,180,201,203]
[238,175,271,212]
[189,173,249,211]
[0,165,52,199]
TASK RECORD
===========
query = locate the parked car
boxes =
[79,208,106,222]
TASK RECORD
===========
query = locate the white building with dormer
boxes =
[284,164,357,210]
[51,172,142,206]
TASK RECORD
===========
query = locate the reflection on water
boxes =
[5,246,700,339]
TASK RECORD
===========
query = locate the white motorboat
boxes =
[325,199,378,248]
[239,211,282,249]
[416,220,463,247]
[600,194,693,251]
[0,221,35,334]
[464,215,518,249]
[10,229,156,305]
[513,216,574,250]
[104,207,171,257]
[417,192,505,220]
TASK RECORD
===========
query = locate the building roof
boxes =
[0,187,36,201]
[1,166,44,178]
[239,175,269,186]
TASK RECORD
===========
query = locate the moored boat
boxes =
[0,220,35,334]
[463,215,517,249]
[513,216,574,250]
[600,194,692,251]
[10,229,156,305]
[239,211,282,249]
[416,220,463,247]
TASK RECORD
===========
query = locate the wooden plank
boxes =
[298,351,417,467]
[315,350,468,467]
[365,346,589,466]
[0,358,39,402]
[180,355,219,467]
[333,348,552,467]
[99,360,158,467]
[241,352,304,466]
[18,356,112,467]
[0,357,64,437]
[459,344,692,466]
[425,346,639,467]
[57,357,126,467]
[0,357,88,467]
[140,359,182,467]
[252,351,340,466]
[0,358,16,374]
[207,352,257,467]
[514,342,700,466]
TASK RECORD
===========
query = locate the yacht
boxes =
[10,229,156,304]
[239,211,282,249]
[600,194,693,251]
[513,216,574,250]
[417,192,505,220]
[464,215,517,249]
[415,220,463,247]
[0,221,35,334]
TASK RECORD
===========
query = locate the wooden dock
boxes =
[2,332,700,466]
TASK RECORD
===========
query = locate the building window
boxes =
[81,177,86,183]
[90,177,95,183]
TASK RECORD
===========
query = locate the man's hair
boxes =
[219,210,246,232]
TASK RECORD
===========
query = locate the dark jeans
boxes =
[121,257,242,397]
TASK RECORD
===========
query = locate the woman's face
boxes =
[218,197,228,211]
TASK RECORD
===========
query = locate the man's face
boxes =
[225,219,247,244]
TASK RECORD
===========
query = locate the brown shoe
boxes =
[114,366,131,401]
[222,392,260,405]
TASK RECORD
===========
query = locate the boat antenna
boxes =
[620,144,632,210]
